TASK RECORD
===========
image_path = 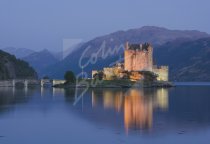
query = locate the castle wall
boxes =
[103,68,115,80]
[124,45,153,71]
[153,66,169,81]
[124,50,133,71]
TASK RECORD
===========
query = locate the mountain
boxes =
[154,37,210,81]
[0,50,37,80]
[72,26,209,57]
[2,47,35,58]
[22,49,59,77]
[43,26,210,79]
[51,42,84,61]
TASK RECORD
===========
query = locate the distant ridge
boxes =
[43,26,210,80]
[22,49,59,77]
[2,47,35,58]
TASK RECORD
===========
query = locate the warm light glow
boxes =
[124,89,153,133]
[155,88,169,110]
[103,90,123,112]
[91,88,169,134]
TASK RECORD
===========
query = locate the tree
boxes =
[64,71,76,83]
[93,71,104,80]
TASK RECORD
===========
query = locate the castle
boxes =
[92,42,169,82]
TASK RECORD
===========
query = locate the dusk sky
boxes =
[0,0,209,51]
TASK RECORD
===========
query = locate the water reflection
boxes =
[91,88,169,132]
[1,85,210,142]
[124,90,153,131]
[0,87,36,114]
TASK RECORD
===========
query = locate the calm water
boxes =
[0,84,210,144]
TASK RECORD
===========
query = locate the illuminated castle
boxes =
[124,42,168,81]
[92,42,169,82]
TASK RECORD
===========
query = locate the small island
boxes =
[54,42,174,89]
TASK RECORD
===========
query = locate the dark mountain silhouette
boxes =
[0,50,37,80]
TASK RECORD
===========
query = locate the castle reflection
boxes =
[92,88,168,132]
[124,90,153,132]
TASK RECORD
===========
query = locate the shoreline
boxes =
[53,79,174,89]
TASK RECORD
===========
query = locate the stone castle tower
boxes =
[124,42,153,72]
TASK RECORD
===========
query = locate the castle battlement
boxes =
[153,65,169,70]
[126,42,152,51]
[125,42,152,50]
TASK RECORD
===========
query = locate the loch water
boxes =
[0,83,210,144]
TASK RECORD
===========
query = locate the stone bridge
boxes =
[0,79,66,87]
[0,79,39,87]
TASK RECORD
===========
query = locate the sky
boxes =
[0,0,210,51]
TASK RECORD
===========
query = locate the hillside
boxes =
[43,26,209,79]
[22,49,59,77]
[0,50,37,80]
[154,37,210,81]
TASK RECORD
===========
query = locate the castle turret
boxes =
[125,41,129,50]
[147,44,153,71]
